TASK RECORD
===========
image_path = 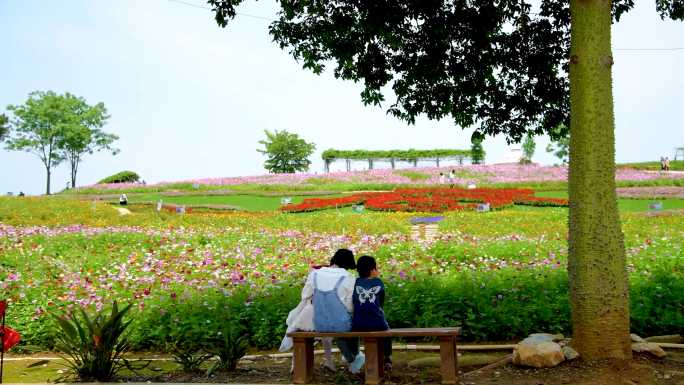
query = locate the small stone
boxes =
[644,335,683,344]
[561,346,579,360]
[631,333,646,343]
[632,342,667,358]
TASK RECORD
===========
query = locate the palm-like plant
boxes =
[52,302,132,382]
[206,324,249,374]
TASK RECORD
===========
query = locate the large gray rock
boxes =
[528,333,564,342]
[512,334,565,368]
[632,342,667,358]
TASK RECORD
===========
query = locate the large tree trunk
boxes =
[71,159,78,189]
[46,168,51,195]
[568,0,631,360]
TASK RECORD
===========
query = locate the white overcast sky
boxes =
[1,0,683,194]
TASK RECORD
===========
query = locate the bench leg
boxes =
[439,336,458,385]
[293,337,314,384]
[363,337,384,384]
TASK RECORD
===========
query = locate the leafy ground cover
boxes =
[0,196,682,353]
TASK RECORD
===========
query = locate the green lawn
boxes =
[618,160,684,171]
[535,190,684,212]
[127,193,344,211]
[98,189,684,213]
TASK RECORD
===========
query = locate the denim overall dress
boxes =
[312,272,352,332]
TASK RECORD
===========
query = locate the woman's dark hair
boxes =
[330,248,356,270]
[356,255,377,278]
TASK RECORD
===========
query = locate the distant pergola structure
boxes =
[321,149,472,173]
[675,147,684,160]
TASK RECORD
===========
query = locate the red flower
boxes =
[280,188,568,213]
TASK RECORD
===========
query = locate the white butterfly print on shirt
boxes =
[356,286,382,304]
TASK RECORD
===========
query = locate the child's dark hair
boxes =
[330,248,356,270]
[356,255,377,278]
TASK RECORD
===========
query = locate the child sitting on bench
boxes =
[352,255,393,372]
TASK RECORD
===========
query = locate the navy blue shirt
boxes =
[352,277,390,331]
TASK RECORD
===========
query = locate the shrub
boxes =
[205,322,249,374]
[169,342,213,372]
[16,268,684,352]
[97,171,140,184]
[52,302,133,382]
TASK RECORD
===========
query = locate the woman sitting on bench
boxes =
[302,249,365,373]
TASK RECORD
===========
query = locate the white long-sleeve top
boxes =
[301,267,355,313]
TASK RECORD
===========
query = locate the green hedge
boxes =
[12,266,682,351]
[131,266,684,349]
[97,171,141,184]
[322,149,471,162]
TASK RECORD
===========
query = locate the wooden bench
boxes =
[288,327,461,385]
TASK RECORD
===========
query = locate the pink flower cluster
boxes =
[84,164,684,189]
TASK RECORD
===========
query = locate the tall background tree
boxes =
[57,95,117,188]
[5,91,116,194]
[547,126,570,164]
[0,114,9,141]
[6,91,67,195]
[521,134,536,164]
[209,0,684,359]
[470,134,485,165]
[257,129,315,173]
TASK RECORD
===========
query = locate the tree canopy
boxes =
[257,129,316,173]
[209,0,681,142]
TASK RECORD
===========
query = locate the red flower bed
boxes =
[281,188,568,213]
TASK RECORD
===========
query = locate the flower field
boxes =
[0,196,682,350]
[79,164,684,192]
[281,188,568,213]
